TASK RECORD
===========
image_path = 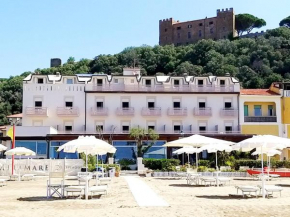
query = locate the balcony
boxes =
[91,107,108,116]
[57,107,79,116]
[116,107,135,116]
[220,108,238,117]
[193,107,212,116]
[141,107,161,116]
[244,116,277,122]
[167,108,187,116]
[25,107,48,116]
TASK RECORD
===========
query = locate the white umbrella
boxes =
[57,136,116,200]
[164,135,235,167]
[0,144,7,151]
[237,135,290,198]
[5,147,36,181]
[173,147,198,167]
[198,144,232,170]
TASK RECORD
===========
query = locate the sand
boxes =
[1,176,290,217]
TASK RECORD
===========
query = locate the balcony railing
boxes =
[141,107,161,116]
[91,107,108,116]
[167,107,187,116]
[25,107,48,116]
[220,108,238,117]
[57,107,79,116]
[193,107,212,116]
[116,107,135,116]
[85,84,236,93]
[244,116,277,122]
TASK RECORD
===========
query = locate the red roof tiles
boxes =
[240,89,280,96]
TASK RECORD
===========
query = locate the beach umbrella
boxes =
[57,136,116,200]
[5,147,36,181]
[237,135,290,198]
[197,144,232,171]
[173,147,198,167]
[0,144,7,151]
[163,135,235,167]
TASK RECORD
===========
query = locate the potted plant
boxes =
[115,165,120,177]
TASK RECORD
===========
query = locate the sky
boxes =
[0,0,289,78]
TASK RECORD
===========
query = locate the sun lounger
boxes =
[269,174,280,178]
[22,174,35,181]
[89,185,108,198]
[235,186,259,198]
[64,186,85,197]
[257,185,283,198]
[10,175,20,181]
[200,177,216,186]
[97,177,112,186]
[187,173,201,185]
[216,177,231,186]
[0,179,7,187]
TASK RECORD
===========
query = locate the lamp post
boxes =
[9,117,20,175]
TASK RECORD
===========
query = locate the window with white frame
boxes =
[147,98,155,108]
[224,98,232,109]
[147,121,156,131]
[225,122,233,133]
[121,98,130,108]
[121,121,130,133]
[198,98,206,108]
[34,97,43,107]
[64,121,73,132]
[37,78,44,84]
[95,121,104,132]
[96,98,104,108]
[66,78,73,84]
[173,121,182,133]
[65,97,73,108]
[173,98,181,108]
[198,122,207,132]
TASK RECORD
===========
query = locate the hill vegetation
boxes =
[0,26,290,126]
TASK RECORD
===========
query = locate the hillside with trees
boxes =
[0,24,290,126]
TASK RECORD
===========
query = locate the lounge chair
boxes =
[10,174,20,181]
[97,177,111,186]
[235,186,259,198]
[47,172,65,198]
[257,185,283,198]
[89,185,108,198]
[216,177,231,186]
[186,168,200,185]
[200,177,216,186]
[22,174,35,181]
[64,186,85,198]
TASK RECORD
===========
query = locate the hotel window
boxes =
[148,101,155,108]
[122,99,130,108]
[220,80,225,86]
[188,32,191,39]
[244,105,249,116]
[96,101,104,108]
[198,99,206,108]
[66,78,73,84]
[198,80,204,86]
[177,26,181,30]
[173,125,181,133]
[37,78,44,84]
[268,105,274,116]
[199,30,202,37]
[174,80,180,86]
[199,125,206,132]
[224,101,232,109]
[65,126,72,132]
[254,105,262,116]
[188,24,192,28]
[65,101,73,108]
[173,99,181,108]
[122,125,130,132]
[225,126,233,132]
[96,122,104,132]
[97,79,103,86]
[34,101,42,107]
[145,79,151,86]
[147,121,156,131]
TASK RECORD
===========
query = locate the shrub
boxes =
[197,166,208,172]
[198,160,210,167]
[118,158,136,169]
[143,158,180,171]
[207,168,216,172]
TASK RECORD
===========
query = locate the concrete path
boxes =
[124,176,169,207]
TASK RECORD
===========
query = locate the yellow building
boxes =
[239,89,285,160]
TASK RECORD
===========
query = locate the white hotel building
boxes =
[4,68,250,161]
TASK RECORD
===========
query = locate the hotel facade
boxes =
[1,68,289,161]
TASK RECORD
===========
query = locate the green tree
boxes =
[235,14,266,36]
[280,16,290,28]
[129,128,159,157]
[67,56,75,64]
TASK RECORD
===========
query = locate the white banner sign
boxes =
[0,159,84,176]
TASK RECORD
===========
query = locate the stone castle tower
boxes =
[159,8,236,46]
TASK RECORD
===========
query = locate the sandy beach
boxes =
[1,176,290,217]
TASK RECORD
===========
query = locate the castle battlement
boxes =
[217,8,233,14]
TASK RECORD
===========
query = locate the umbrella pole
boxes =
[268,156,270,180]
[85,151,88,200]
[261,146,265,199]
[19,155,21,181]
[196,146,198,168]
[102,156,104,178]
[216,151,218,171]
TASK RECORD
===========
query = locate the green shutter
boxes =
[244,105,248,116]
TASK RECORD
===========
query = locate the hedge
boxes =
[143,158,180,171]
[234,159,290,170]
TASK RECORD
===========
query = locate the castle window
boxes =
[199,30,202,37]
[177,33,181,39]
[188,24,192,28]
[199,23,203,27]
[165,36,167,41]
[210,28,214,34]
[209,21,213,25]
[165,28,167,32]
[177,26,181,30]
[187,32,191,39]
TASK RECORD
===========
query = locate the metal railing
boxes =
[244,116,277,122]
[167,107,188,116]
[193,107,212,116]
[91,107,108,116]
[25,107,48,116]
[56,107,79,116]
[220,108,238,117]
[141,107,161,116]
[116,107,135,116]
